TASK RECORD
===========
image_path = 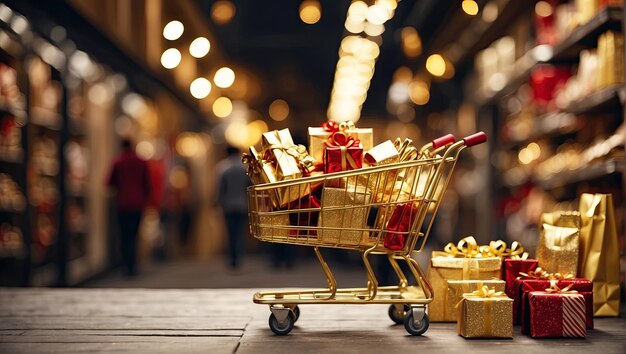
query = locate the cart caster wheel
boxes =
[388,304,408,325]
[293,306,300,322]
[404,309,429,336]
[269,313,295,335]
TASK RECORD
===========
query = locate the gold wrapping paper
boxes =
[427,256,501,322]
[579,193,620,317]
[433,280,505,322]
[308,125,373,164]
[319,186,370,245]
[457,293,513,338]
[258,213,291,240]
[363,140,399,165]
[537,211,580,276]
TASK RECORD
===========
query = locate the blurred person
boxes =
[215,145,250,269]
[107,139,152,276]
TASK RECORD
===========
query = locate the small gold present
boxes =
[308,121,373,164]
[457,286,513,338]
[434,280,505,322]
[364,140,399,166]
[319,186,371,245]
[537,211,580,276]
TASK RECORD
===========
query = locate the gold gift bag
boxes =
[579,193,620,317]
[537,211,580,275]
[319,186,371,245]
[427,256,501,322]
[438,280,505,322]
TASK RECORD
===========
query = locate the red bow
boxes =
[321,121,339,133]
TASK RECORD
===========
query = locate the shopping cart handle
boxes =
[463,131,487,147]
[431,134,456,149]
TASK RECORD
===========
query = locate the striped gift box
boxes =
[526,291,586,338]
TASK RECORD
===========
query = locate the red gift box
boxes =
[514,277,593,329]
[502,259,538,299]
[383,203,416,250]
[323,132,363,174]
[288,195,320,237]
[524,291,586,338]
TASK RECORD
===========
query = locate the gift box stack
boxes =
[243,121,431,249]
[438,192,620,340]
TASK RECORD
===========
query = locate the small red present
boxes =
[502,258,538,299]
[514,273,593,329]
[288,195,320,237]
[323,132,363,174]
[383,203,416,250]
[524,283,587,338]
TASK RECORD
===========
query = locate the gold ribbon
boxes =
[242,146,267,178]
[434,236,528,259]
[393,138,418,162]
[545,280,578,294]
[264,130,316,174]
[518,267,575,280]
[466,285,506,298]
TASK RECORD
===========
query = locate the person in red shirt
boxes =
[107,139,152,276]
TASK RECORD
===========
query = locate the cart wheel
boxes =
[269,313,295,335]
[388,304,408,325]
[404,309,429,336]
[293,306,300,322]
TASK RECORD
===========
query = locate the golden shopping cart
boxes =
[247,132,487,336]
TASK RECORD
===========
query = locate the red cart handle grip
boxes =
[463,132,487,147]
[432,134,456,149]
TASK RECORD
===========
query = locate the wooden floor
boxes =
[0,289,624,353]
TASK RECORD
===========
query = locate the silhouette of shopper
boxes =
[107,139,151,276]
[215,145,250,268]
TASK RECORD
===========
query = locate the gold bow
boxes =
[466,285,505,298]
[394,138,418,162]
[435,236,528,259]
[242,146,268,178]
[545,280,578,294]
[518,267,575,280]
[503,241,529,259]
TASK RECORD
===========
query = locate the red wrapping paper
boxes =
[502,259,538,299]
[524,291,587,338]
[383,203,416,250]
[287,195,320,237]
[514,278,593,329]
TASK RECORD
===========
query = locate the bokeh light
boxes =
[189,37,210,58]
[212,96,233,118]
[212,1,236,25]
[214,67,235,88]
[462,0,479,16]
[299,0,321,25]
[190,78,212,99]
[163,20,184,40]
[426,54,446,77]
[269,99,289,121]
[160,48,181,69]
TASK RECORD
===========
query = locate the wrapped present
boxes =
[502,258,538,299]
[537,211,580,275]
[253,194,291,240]
[288,195,320,238]
[513,270,593,329]
[428,237,502,322]
[364,140,399,165]
[382,203,417,250]
[319,185,371,245]
[523,282,586,338]
[457,286,513,339]
[579,193,620,317]
[433,280,505,322]
[323,132,363,173]
[244,129,315,208]
[308,121,373,165]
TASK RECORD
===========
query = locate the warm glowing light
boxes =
[393,66,413,83]
[409,80,430,105]
[212,96,233,118]
[212,1,236,25]
[122,93,147,118]
[176,132,205,157]
[462,0,479,16]
[136,140,156,160]
[299,0,321,25]
[535,1,552,17]
[345,18,366,34]
[189,37,210,58]
[401,27,422,58]
[160,48,181,69]
[348,1,368,22]
[214,67,235,88]
[269,99,289,121]
[190,78,212,99]
[225,120,248,147]
[169,166,189,189]
[364,22,384,37]
[367,4,389,25]
[246,120,269,146]
[163,20,184,40]
[527,142,541,159]
[426,54,446,77]
[518,148,534,164]
[482,2,498,22]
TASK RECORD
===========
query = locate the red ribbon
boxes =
[321,121,339,133]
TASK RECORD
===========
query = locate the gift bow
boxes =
[518,267,575,280]
[466,285,505,298]
[393,138,418,162]
[242,146,267,177]
[325,132,360,171]
[321,120,356,133]
[545,280,578,294]
[434,236,528,259]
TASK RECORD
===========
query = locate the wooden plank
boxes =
[0,329,243,337]
[0,341,238,354]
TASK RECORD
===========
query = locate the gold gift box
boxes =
[308,125,373,164]
[432,280,506,322]
[457,294,513,338]
[427,256,502,323]
[262,129,304,180]
[319,186,371,245]
[537,211,580,276]
[257,213,291,240]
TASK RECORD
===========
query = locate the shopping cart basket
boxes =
[247,131,487,335]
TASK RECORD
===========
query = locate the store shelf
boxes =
[475,55,536,107]
[536,158,624,190]
[564,85,624,115]
[504,112,580,148]
[549,7,623,62]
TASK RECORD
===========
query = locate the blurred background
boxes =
[0,0,623,290]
